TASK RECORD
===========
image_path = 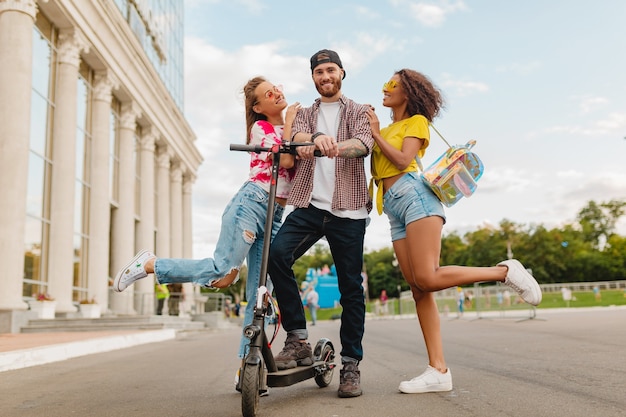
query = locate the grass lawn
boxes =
[304,289,626,322]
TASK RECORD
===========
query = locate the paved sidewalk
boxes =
[0,329,176,372]
[2,305,624,374]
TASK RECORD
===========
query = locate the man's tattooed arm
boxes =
[337,138,368,158]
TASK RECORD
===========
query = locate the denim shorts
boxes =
[383,171,446,241]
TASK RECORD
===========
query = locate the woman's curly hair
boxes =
[395,69,444,122]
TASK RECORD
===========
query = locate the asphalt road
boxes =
[1,307,625,417]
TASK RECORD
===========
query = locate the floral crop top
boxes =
[248,120,295,198]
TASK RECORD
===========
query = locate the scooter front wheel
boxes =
[241,364,261,417]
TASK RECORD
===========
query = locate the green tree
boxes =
[602,234,626,280]
[577,199,626,249]
[517,225,571,284]
[363,247,403,298]
[440,232,468,266]
[461,224,508,266]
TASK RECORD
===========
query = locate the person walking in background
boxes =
[456,286,464,317]
[112,76,299,377]
[305,285,319,325]
[593,285,601,302]
[366,68,542,394]
[223,298,233,318]
[268,49,373,398]
[379,289,389,315]
[167,283,183,316]
[155,283,169,315]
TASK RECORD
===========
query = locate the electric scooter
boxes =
[229,142,336,417]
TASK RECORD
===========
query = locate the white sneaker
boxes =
[498,259,542,306]
[234,368,241,392]
[399,366,453,394]
[113,249,155,292]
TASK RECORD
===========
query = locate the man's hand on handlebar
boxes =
[298,133,338,159]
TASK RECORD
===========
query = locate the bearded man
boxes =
[268,49,373,398]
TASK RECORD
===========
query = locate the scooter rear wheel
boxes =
[241,364,260,417]
[314,343,334,387]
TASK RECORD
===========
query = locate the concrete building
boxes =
[0,0,203,333]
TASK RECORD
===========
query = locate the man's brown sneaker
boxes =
[274,334,314,370]
[338,362,362,398]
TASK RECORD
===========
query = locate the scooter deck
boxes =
[267,360,334,387]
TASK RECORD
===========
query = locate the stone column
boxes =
[0,0,38,313]
[182,174,198,314]
[169,164,184,315]
[134,127,158,314]
[47,28,88,314]
[87,71,117,310]
[109,101,141,315]
[155,147,171,315]
[155,147,171,257]
[182,175,195,259]
[169,164,183,258]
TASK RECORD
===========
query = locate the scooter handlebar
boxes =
[229,142,322,156]
[229,144,265,153]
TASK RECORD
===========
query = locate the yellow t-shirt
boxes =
[370,114,430,215]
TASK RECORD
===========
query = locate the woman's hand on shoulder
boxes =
[285,102,301,126]
[366,105,381,138]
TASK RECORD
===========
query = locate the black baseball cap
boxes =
[310,49,346,79]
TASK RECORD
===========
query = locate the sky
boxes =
[181,0,626,258]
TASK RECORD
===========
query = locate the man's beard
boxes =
[315,78,342,98]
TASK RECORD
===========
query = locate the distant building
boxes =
[0,0,202,332]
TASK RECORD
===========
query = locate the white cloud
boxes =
[556,169,585,179]
[404,0,468,28]
[334,33,397,73]
[544,111,626,137]
[477,166,536,194]
[573,95,609,114]
[495,61,542,75]
[596,112,626,131]
[184,38,310,144]
[238,0,267,13]
[439,73,489,97]
[355,6,380,20]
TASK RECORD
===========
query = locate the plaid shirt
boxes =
[288,95,374,212]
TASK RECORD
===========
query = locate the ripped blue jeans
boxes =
[153,181,283,357]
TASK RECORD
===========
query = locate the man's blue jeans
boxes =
[268,205,366,361]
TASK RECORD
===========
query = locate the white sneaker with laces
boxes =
[113,249,155,292]
[498,259,542,306]
[399,366,452,394]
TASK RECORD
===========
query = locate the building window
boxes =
[110,98,121,205]
[113,0,184,111]
[135,128,142,219]
[73,65,93,302]
[24,22,56,297]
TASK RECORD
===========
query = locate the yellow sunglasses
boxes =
[382,80,399,92]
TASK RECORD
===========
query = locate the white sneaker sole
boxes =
[399,382,453,394]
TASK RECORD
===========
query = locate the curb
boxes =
[0,329,176,373]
